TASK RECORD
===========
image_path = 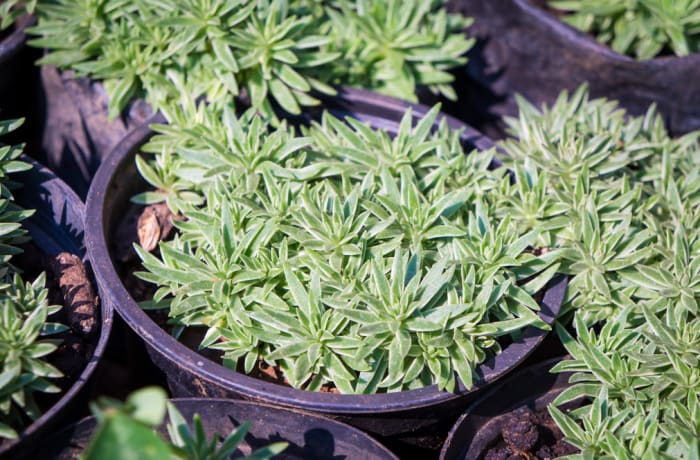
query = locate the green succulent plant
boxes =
[498,84,699,323]
[549,0,700,59]
[320,0,473,101]
[84,387,287,460]
[498,86,700,457]
[0,273,65,440]
[24,0,472,121]
[133,104,559,393]
[550,304,700,458]
[0,119,64,440]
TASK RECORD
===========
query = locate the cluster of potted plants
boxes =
[1,0,699,459]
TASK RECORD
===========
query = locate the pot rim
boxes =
[439,356,572,460]
[34,397,400,460]
[85,87,567,415]
[0,156,113,456]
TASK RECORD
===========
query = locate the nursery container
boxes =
[0,15,27,60]
[440,358,576,460]
[0,157,113,459]
[85,89,567,451]
[24,398,399,460]
[447,0,700,138]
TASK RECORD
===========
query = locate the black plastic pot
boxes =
[85,88,567,449]
[440,357,574,460]
[447,0,700,138]
[25,398,399,460]
[0,157,113,459]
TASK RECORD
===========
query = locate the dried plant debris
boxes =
[137,202,178,252]
[49,253,98,338]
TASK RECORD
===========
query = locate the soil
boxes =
[482,407,578,460]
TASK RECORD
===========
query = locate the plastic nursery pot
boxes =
[85,88,567,444]
[0,157,113,459]
[25,398,399,460]
[447,0,700,138]
[440,357,575,460]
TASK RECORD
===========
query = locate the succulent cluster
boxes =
[549,0,700,59]
[19,0,471,121]
[132,77,700,451]
[500,86,700,457]
[134,103,559,393]
[84,387,286,460]
[0,119,64,439]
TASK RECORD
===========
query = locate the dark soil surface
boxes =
[482,407,578,460]
[247,361,340,394]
